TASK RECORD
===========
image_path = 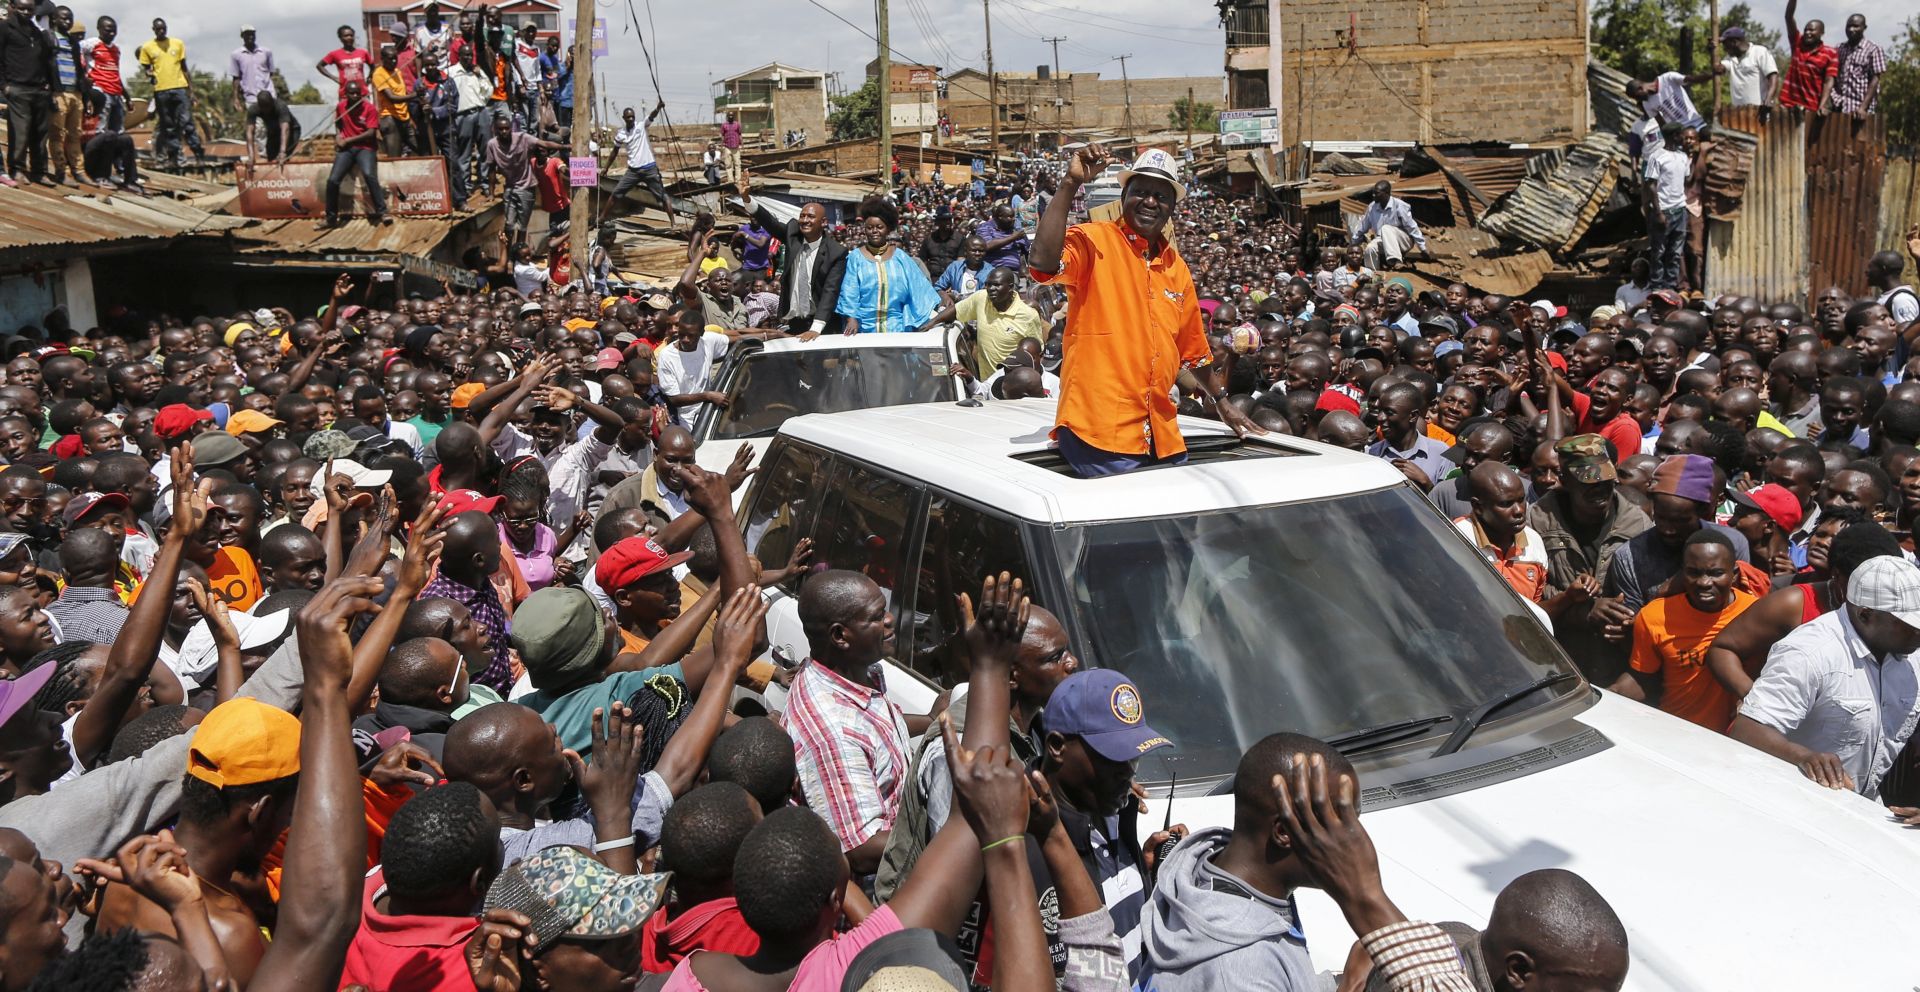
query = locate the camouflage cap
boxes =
[1555,434,1617,484]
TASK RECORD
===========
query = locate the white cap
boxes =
[310,458,394,497]
[167,609,292,687]
[1118,148,1184,202]
[1849,556,1920,627]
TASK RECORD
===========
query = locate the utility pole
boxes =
[1184,85,1193,157]
[984,0,998,156]
[569,0,593,270]
[1043,35,1065,139]
[1116,54,1135,145]
[877,0,892,187]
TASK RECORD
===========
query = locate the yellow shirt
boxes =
[371,65,411,122]
[699,256,730,276]
[956,289,1048,374]
[137,37,189,92]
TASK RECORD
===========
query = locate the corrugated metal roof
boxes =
[231,207,487,257]
[1477,130,1627,252]
[1587,61,1640,137]
[0,182,249,254]
[1705,109,1807,303]
[1806,112,1888,299]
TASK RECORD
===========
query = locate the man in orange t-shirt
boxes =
[1615,529,1755,731]
[1030,147,1261,477]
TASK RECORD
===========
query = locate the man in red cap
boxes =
[595,534,696,656]
[151,403,214,444]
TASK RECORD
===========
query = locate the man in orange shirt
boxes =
[1614,529,1756,731]
[1031,147,1261,477]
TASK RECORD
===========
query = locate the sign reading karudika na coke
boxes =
[235,157,453,218]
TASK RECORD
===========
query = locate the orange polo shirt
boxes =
[1031,219,1211,458]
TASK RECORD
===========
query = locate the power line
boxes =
[1011,0,1218,33]
[798,0,999,105]
[998,0,1217,47]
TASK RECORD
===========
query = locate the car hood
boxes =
[1138,692,1920,990]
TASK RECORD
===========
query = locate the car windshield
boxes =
[1050,485,1581,785]
[706,346,953,440]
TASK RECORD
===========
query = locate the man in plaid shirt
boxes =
[786,569,915,874]
[1827,14,1887,117]
[1781,0,1838,112]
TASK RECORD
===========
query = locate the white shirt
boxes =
[1740,608,1920,799]
[414,23,454,72]
[1879,285,1920,326]
[614,122,656,170]
[1358,196,1427,250]
[512,261,550,297]
[1648,146,1690,211]
[1616,280,1652,312]
[1641,71,1705,128]
[655,331,730,425]
[1721,46,1779,106]
[448,63,491,113]
[385,418,423,459]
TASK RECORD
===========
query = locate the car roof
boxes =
[752,328,953,355]
[778,397,1407,523]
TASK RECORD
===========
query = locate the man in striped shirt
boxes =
[1781,0,1838,112]
[787,569,915,875]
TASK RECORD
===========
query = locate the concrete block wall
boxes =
[1277,0,1588,144]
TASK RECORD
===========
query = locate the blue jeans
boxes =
[1650,205,1686,290]
[326,146,386,220]
[152,88,202,161]
[450,108,485,206]
[1056,427,1189,478]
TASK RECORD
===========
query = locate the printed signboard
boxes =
[235,157,452,218]
[1219,107,1279,147]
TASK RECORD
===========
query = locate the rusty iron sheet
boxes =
[235,157,452,219]
[1880,156,1920,289]
[1805,112,1887,300]
[1477,130,1627,252]
[1706,108,1807,303]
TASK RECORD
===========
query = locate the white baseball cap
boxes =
[1118,149,1184,202]
[309,458,394,498]
[1848,556,1920,628]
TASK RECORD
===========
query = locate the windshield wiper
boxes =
[1431,672,1579,758]
[1326,715,1454,755]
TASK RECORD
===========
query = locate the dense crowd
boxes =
[2,4,1919,988]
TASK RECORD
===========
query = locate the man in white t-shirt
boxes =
[1717,27,1780,112]
[654,309,730,429]
[1868,248,1920,327]
[601,101,677,227]
[512,21,542,121]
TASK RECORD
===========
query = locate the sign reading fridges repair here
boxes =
[235,158,454,219]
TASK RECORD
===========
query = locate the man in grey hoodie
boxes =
[1135,732,1351,992]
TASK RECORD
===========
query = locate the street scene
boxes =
[0,0,1917,989]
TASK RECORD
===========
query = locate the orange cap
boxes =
[451,382,487,409]
[186,698,302,788]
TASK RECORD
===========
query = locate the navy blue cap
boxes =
[1042,670,1171,762]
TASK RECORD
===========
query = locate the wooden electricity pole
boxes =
[569,0,594,267]
[1117,54,1135,145]
[984,0,998,155]
[878,0,892,187]
[1044,35,1065,138]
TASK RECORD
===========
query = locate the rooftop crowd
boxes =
[1,2,1918,990]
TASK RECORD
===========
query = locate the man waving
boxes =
[1030,146,1259,477]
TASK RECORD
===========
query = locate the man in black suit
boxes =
[737,174,847,339]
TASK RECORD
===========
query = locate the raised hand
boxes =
[573,703,643,820]
[957,572,1029,677]
[723,442,757,492]
[1270,753,1395,934]
[670,462,734,517]
[464,908,536,992]
[186,579,237,648]
[942,715,1030,847]
[712,585,770,678]
[1065,144,1109,186]
[368,741,443,792]
[296,575,386,690]
[396,495,450,595]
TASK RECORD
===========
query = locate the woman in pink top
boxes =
[498,480,560,591]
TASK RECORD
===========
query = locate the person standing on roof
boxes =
[137,18,203,168]
[1030,146,1261,478]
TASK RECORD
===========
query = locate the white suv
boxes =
[735,397,1920,990]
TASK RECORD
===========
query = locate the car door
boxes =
[740,438,830,683]
[897,493,1037,692]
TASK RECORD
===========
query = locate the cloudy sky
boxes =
[140,0,1908,126]
[135,0,1222,121]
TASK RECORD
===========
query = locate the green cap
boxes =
[511,587,607,690]
[1555,434,1617,484]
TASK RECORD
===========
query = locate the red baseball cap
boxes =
[441,489,503,517]
[1731,483,1802,533]
[594,535,692,591]
[1314,390,1362,417]
[64,491,129,526]
[153,403,213,440]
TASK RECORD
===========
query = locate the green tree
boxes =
[1168,96,1218,132]
[1882,15,1920,146]
[289,81,324,104]
[829,78,880,141]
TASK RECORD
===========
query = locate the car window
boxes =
[706,346,955,441]
[742,442,828,596]
[904,496,1033,686]
[806,460,919,607]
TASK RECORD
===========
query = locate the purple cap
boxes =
[1042,670,1172,762]
[0,663,56,736]
[1651,453,1717,504]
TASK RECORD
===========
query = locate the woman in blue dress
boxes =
[835,195,941,334]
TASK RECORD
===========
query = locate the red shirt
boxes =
[337,96,379,142]
[640,897,760,974]
[1579,409,1642,461]
[337,868,478,992]
[1781,44,1839,109]
[536,156,570,214]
